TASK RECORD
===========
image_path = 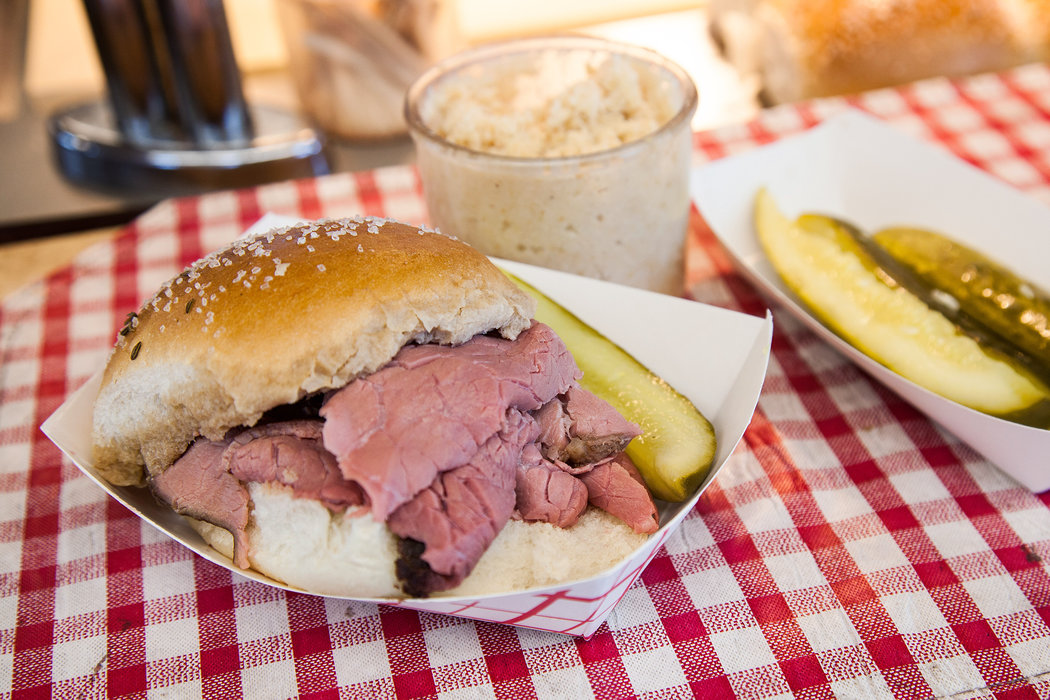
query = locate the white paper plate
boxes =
[41,214,773,636]
[691,109,1050,492]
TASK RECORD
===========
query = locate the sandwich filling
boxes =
[150,322,657,596]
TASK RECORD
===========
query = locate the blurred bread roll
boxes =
[710,0,1050,103]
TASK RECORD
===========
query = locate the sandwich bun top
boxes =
[92,217,535,487]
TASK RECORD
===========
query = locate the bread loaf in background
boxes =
[709,0,1050,104]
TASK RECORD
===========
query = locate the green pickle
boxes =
[506,274,717,502]
[753,188,1050,428]
[872,227,1050,370]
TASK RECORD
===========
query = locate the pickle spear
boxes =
[872,226,1050,372]
[796,213,1049,381]
[508,274,717,502]
[754,188,1050,420]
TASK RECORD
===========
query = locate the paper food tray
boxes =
[691,109,1050,493]
[42,214,773,637]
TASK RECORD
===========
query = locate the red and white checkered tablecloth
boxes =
[5,63,1050,699]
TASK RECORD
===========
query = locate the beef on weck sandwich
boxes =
[92,218,659,598]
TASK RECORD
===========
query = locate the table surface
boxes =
[5,63,1050,700]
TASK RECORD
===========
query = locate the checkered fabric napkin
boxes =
[5,63,1050,699]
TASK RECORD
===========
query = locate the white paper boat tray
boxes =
[42,226,773,637]
[691,110,1050,493]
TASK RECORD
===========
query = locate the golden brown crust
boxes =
[715,0,1043,102]
[92,217,535,486]
[1019,0,1050,60]
[775,0,1026,98]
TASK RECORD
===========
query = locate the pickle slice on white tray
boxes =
[753,187,1050,422]
[873,226,1050,372]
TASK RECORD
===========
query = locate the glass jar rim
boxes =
[403,34,699,165]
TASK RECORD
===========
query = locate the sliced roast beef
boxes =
[533,399,570,459]
[150,437,251,567]
[533,386,641,465]
[560,386,642,465]
[320,322,581,522]
[152,321,658,596]
[151,419,365,568]
[389,409,536,596]
[579,453,659,535]
[514,444,589,528]
[224,420,365,509]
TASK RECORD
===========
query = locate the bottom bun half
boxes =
[190,482,651,598]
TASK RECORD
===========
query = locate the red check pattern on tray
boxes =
[5,63,1050,699]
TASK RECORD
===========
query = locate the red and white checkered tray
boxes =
[6,63,1050,698]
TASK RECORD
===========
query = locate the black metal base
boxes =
[48,100,330,198]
